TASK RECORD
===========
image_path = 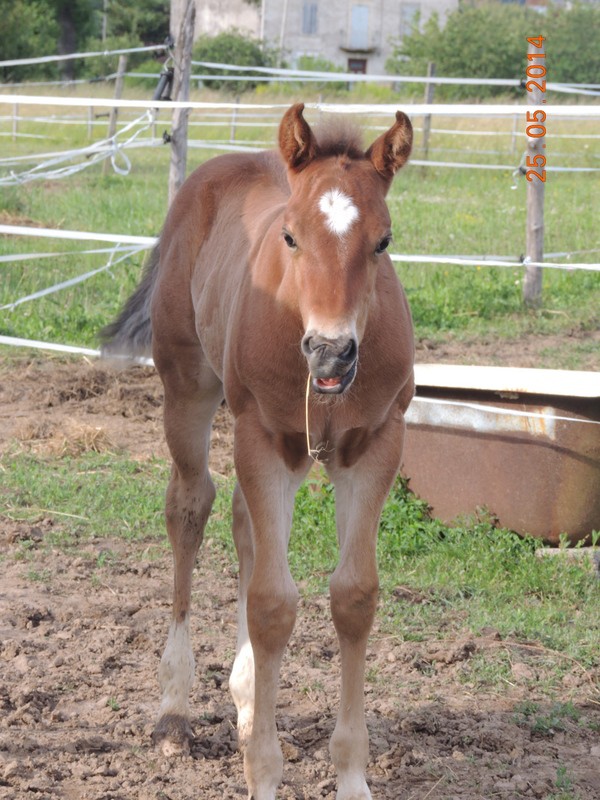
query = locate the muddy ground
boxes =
[0,335,599,799]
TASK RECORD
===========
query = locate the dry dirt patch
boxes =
[1,352,599,799]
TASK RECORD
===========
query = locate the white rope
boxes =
[1,245,149,311]
[0,110,154,186]
[0,45,166,69]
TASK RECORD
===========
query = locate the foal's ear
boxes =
[279,103,318,172]
[366,111,413,184]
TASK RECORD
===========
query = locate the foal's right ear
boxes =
[279,103,318,172]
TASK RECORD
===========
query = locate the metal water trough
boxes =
[402,365,600,544]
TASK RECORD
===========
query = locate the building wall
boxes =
[262,0,459,74]
[187,0,458,76]
[193,0,260,39]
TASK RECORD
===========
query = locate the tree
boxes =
[0,0,169,82]
[76,0,169,80]
[48,0,101,80]
[386,3,600,97]
[545,4,600,86]
[104,0,169,43]
[0,0,60,81]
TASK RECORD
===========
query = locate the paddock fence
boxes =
[1,48,599,362]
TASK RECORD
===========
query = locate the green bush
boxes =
[293,55,347,91]
[192,29,277,93]
[386,3,600,98]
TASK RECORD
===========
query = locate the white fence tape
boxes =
[0,335,100,357]
[390,255,600,272]
[0,333,596,429]
[0,45,165,69]
[2,94,600,118]
[190,61,600,96]
[4,47,597,96]
[0,224,156,246]
[1,226,597,272]
[0,245,146,264]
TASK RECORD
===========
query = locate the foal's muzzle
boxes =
[301,332,358,394]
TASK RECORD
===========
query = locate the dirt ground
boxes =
[1,336,599,800]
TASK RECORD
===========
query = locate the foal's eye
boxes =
[375,235,392,254]
[283,231,297,249]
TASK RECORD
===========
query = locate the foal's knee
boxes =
[247,582,299,653]
[330,572,379,641]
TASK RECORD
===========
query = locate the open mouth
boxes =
[312,362,357,395]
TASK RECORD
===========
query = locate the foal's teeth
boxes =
[317,377,342,388]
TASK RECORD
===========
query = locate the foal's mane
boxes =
[313,116,365,159]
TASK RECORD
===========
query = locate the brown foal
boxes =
[102,103,414,799]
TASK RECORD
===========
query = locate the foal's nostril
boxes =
[301,334,314,357]
[340,338,357,362]
[301,333,358,364]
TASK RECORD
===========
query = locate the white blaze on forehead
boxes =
[318,188,359,236]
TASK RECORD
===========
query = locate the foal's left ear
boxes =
[366,111,413,185]
[279,103,318,172]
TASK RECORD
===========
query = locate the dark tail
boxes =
[99,242,160,361]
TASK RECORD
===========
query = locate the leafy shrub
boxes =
[192,29,277,93]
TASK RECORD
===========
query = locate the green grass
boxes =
[2,448,598,697]
[0,87,598,353]
[2,451,170,547]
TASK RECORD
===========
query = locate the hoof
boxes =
[152,713,194,756]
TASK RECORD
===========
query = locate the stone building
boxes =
[193,0,459,75]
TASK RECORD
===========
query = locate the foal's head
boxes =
[278,103,412,395]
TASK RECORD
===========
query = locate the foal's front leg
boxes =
[234,413,310,800]
[328,419,406,800]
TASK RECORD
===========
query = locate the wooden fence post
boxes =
[422,62,436,161]
[230,96,239,143]
[168,0,196,206]
[523,39,546,307]
[103,54,128,175]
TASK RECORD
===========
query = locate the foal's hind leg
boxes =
[153,349,223,755]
